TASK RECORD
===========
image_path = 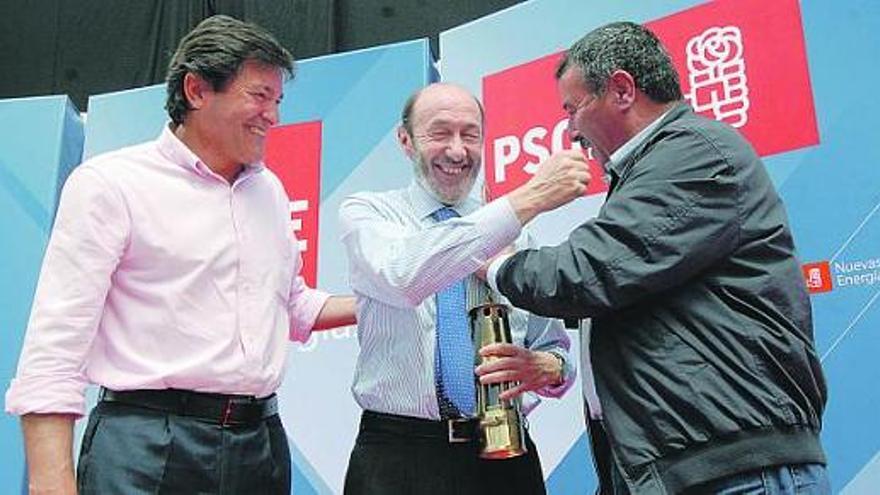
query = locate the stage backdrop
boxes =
[0,95,84,493]
[440,0,880,493]
[4,1,879,493]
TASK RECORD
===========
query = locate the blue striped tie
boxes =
[432,207,476,417]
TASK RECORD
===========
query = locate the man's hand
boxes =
[22,413,77,495]
[475,344,563,400]
[506,149,590,225]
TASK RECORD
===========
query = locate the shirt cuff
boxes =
[486,253,514,294]
[5,376,87,417]
[289,288,332,343]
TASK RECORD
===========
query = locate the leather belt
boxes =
[360,410,478,443]
[99,388,278,427]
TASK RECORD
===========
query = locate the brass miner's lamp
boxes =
[469,302,526,459]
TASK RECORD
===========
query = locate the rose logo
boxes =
[687,26,743,72]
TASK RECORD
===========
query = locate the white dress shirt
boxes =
[339,181,574,420]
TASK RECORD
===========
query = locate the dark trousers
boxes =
[343,411,546,495]
[76,400,290,494]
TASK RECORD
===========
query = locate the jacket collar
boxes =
[607,102,691,183]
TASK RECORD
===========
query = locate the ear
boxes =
[607,70,636,109]
[182,72,211,111]
[397,125,416,160]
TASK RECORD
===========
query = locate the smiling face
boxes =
[188,59,284,173]
[399,84,483,205]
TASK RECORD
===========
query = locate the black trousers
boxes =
[76,400,290,494]
[344,411,547,495]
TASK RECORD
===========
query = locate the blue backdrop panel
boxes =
[0,95,84,493]
[74,39,434,494]
[441,1,880,493]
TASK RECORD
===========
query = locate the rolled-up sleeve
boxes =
[5,167,130,416]
[286,247,331,343]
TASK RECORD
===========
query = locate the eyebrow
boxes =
[253,83,283,101]
[425,119,481,130]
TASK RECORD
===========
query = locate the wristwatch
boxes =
[547,351,567,386]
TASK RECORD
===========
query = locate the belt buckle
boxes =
[447,418,472,443]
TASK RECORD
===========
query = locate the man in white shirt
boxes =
[339,82,590,494]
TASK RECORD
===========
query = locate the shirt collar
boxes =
[156,123,265,181]
[407,180,480,221]
[607,104,676,177]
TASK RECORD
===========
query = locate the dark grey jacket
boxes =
[496,103,826,493]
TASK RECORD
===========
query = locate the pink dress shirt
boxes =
[5,125,329,416]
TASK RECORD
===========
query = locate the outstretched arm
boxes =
[494,134,740,319]
[312,295,357,330]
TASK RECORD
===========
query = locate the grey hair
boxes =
[556,21,682,103]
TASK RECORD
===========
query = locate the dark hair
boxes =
[165,15,295,125]
[556,21,682,103]
[400,84,485,136]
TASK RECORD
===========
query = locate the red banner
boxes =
[482,0,818,201]
[482,53,609,201]
[648,0,818,157]
[265,121,323,287]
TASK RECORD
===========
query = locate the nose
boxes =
[567,123,583,147]
[263,101,280,126]
[445,134,466,162]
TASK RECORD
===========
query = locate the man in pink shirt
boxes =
[5,15,355,494]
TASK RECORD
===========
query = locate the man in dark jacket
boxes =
[480,21,829,494]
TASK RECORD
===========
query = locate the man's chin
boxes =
[424,185,458,205]
[416,174,474,205]
[246,152,265,166]
[435,185,473,205]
